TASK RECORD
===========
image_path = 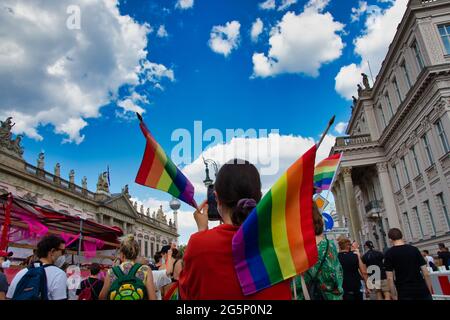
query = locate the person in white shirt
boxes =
[152,249,176,300]
[7,235,68,300]
[422,250,435,268]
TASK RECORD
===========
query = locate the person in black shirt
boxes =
[362,241,390,300]
[384,228,432,300]
[437,243,450,270]
[76,263,104,300]
[337,237,367,300]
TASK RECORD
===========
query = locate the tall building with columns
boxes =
[331,0,450,253]
[0,117,179,260]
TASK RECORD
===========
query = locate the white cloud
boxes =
[335,0,408,99]
[259,0,276,10]
[252,0,344,78]
[0,0,173,144]
[351,1,368,22]
[251,18,264,43]
[117,98,145,115]
[182,133,336,197]
[334,122,348,135]
[278,0,297,11]
[141,61,175,83]
[156,25,168,38]
[208,21,241,57]
[58,118,88,144]
[176,0,194,10]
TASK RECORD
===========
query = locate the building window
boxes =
[403,212,413,240]
[393,77,402,103]
[378,104,387,127]
[438,24,450,54]
[423,200,436,235]
[401,61,412,89]
[401,156,410,184]
[393,164,401,190]
[151,242,154,257]
[413,206,424,238]
[435,119,449,153]
[410,146,420,175]
[144,241,148,257]
[385,92,394,117]
[411,40,424,70]
[437,193,450,229]
[156,244,160,252]
[421,133,434,166]
[138,240,142,254]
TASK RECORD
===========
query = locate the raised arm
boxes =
[99,273,111,300]
[145,269,157,300]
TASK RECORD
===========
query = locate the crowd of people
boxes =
[0,159,449,300]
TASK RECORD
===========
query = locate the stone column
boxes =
[331,185,344,227]
[342,167,362,242]
[376,162,401,229]
[123,222,128,234]
[336,178,351,234]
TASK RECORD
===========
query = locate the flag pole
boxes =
[316,115,335,149]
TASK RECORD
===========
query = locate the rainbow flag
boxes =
[135,116,197,209]
[232,145,318,295]
[313,153,342,192]
[163,282,179,300]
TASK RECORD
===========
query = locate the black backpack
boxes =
[304,239,330,300]
[12,263,51,300]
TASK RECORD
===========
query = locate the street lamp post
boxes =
[202,158,218,187]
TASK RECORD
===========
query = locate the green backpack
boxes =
[108,263,147,300]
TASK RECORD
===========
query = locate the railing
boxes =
[138,213,177,233]
[335,134,371,147]
[365,200,383,214]
[24,163,96,199]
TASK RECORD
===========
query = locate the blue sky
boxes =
[0,0,407,243]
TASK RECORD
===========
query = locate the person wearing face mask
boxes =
[179,159,292,300]
[0,252,12,300]
[6,235,68,300]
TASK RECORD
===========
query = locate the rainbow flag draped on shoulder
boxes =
[313,153,342,192]
[232,145,318,295]
[135,114,197,209]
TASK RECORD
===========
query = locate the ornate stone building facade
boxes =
[331,0,450,253]
[0,117,179,259]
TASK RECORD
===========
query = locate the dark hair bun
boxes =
[233,198,257,226]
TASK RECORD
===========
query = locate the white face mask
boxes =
[161,257,166,265]
[54,255,66,268]
[1,260,11,269]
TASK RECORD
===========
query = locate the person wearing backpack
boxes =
[76,263,104,300]
[99,235,157,300]
[292,203,343,300]
[6,235,67,300]
[362,241,391,300]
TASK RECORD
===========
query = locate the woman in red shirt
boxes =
[179,159,292,300]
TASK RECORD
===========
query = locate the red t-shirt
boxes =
[179,224,292,300]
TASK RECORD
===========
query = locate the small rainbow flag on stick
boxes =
[232,145,318,295]
[313,153,342,193]
[135,114,197,209]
